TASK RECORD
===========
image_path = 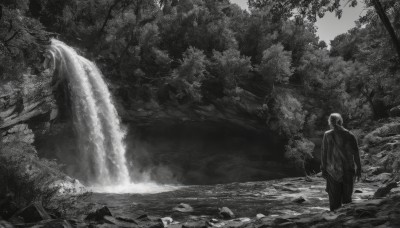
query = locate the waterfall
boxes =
[49,39,130,186]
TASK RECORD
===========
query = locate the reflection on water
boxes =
[86,177,377,221]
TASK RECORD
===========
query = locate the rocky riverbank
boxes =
[0,175,398,228]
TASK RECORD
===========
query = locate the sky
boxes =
[230,0,366,46]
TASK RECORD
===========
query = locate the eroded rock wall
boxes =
[0,67,58,145]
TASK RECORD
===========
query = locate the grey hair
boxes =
[328,113,343,128]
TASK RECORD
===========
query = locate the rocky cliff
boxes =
[0,64,58,145]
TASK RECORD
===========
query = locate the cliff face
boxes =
[0,66,58,144]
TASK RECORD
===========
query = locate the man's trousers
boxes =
[326,172,355,211]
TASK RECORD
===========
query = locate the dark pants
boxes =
[326,172,354,211]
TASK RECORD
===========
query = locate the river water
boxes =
[87,177,377,221]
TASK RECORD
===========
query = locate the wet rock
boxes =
[135,215,164,228]
[374,182,398,198]
[353,206,378,218]
[39,219,74,228]
[11,202,51,223]
[160,217,173,227]
[256,214,266,219]
[173,203,193,213]
[224,218,251,228]
[366,166,385,175]
[136,214,159,222]
[218,207,235,219]
[354,189,363,193]
[116,216,138,224]
[292,196,306,204]
[366,173,393,183]
[272,184,301,193]
[182,221,207,228]
[85,205,112,221]
[104,215,139,228]
[0,220,13,228]
[389,105,400,117]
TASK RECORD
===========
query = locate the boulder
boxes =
[173,203,193,213]
[389,105,400,117]
[218,207,235,219]
[292,196,306,204]
[85,205,112,221]
[135,215,163,228]
[11,202,51,223]
[374,182,398,198]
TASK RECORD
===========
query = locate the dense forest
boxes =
[2,0,400,172]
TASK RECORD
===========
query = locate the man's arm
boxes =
[350,133,362,180]
[321,133,328,177]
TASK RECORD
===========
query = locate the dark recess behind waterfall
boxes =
[125,120,294,185]
[35,113,296,185]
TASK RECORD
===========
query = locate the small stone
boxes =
[218,207,235,219]
[292,196,306,204]
[354,189,363,193]
[173,203,194,213]
[256,214,266,219]
[160,217,173,227]
[85,205,112,221]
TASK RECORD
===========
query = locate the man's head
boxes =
[328,113,343,129]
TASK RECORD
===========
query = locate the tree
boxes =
[168,47,208,102]
[0,1,50,80]
[249,0,400,62]
[259,43,293,84]
[209,48,252,90]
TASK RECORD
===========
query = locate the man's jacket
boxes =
[321,127,361,182]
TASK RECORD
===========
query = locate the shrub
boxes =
[284,137,315,173]
[0,142,68,208]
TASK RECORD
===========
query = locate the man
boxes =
[321,113,362,211]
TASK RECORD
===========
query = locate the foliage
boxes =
[3,0,400,177]
[209,48,252,90]
[0,1,50,80]
[0,142,67,208]
[284,137,315,172]
[168,47,207,102]
[269,92,306,136]
[259,43,293,84]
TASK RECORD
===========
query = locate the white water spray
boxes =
[49,39,179,193]
[49,39,130,186]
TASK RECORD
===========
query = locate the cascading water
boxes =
[48,39,179,193]
[49,39,130,186]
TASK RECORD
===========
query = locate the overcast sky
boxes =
[230,0,366,45]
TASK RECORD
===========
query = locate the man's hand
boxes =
[356,168,361,182]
